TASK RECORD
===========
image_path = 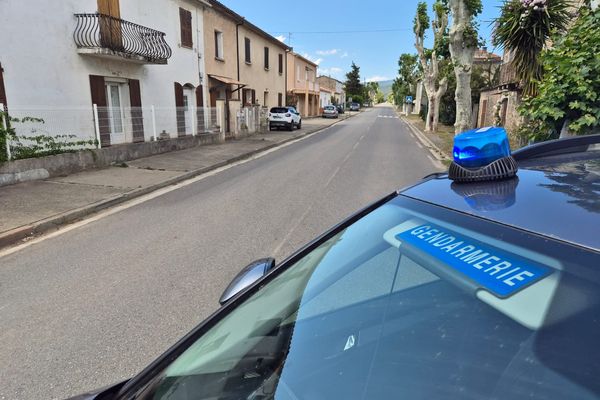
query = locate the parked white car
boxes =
[269,106,301,131]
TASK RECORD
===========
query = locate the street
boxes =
[0,105,437,400]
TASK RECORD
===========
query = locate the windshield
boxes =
[270,107,289,114]
[133,196,600,400]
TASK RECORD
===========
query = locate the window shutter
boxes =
[195,85,204,107]
[278,54,283,74]
[0,63,7,107]
[179,8,192,48]
[278,93,283,107]
[214,31,219,58]
[251,89,256,104]
[129,79,144,142]
[174,82,185,136]
[480,99,487,127]
[245,38,251,63]
[196,85,204,132]
[89,75,110,146]
[264,47,269,69]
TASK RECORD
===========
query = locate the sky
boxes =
[220,0,503,83]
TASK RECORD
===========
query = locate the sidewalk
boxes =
[0,115,350,248]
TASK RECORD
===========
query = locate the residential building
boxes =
[0,0,213,147]
[203,1,290,134]
[287,52,319,117]
[319,86,332,108]
[317,75,346,107]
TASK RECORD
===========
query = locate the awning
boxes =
[208,74,246,86]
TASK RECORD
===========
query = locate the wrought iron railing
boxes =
[74,13,172,63]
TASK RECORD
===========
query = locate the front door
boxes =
[98,0,123,50]
[106,83,125,144]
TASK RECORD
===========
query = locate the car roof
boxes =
[401,145,600,252]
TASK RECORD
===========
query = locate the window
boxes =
[244,37,251,64]
[179,8,192,48]
[263,91,268,106]
[264,47,269,70]
[214,31,224,59]
[105,83,123,135]
[296,65,300,82]
[278,54,283,75]
[278,92,283,107]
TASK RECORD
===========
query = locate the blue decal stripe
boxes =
[397,224,551,298]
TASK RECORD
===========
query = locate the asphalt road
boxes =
[0,105,438,400]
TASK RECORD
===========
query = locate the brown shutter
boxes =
[179,8,192,48]
[245,38,251,63]
[214,31,219,58]
[196,85,204,132]
[251,89,255,104]
[278,93,282,107]
[129,79,144,143]
[0,63,7,107]
[174,82,185,136]
[480,99,487,127]
[278,54,283,74]
[264,47,269,69]
[89,75,110,146]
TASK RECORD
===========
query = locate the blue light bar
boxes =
[453,127,511,169]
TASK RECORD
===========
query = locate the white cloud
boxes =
[319,66,344,76]
[275,35,286,43]
[302,53,323,65]
[316,49,339,56]
[366,75,391,82]
[340,51,349,58]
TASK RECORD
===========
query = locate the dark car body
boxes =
[349,102,360,111]
[72,135,600,400]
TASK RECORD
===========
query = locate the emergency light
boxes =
[449,126,518,183]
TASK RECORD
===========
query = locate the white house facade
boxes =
[0,0,212,147]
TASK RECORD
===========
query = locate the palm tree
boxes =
[493,0,571,97]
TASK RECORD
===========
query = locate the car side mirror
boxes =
[219,258,275,305]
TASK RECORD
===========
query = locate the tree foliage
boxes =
[520,6,600,140]
[493,0,571,97]
[344,62,364,99]
[392,53,419,105]
[414,1,450,132]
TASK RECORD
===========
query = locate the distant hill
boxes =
[377,79,394,96]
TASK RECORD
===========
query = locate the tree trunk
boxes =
[559,118,571,138]
[414,8,448,133]
[426,96,435,132]
[448,0,476,134]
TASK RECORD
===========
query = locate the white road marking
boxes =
[416,142,423,149]
[0,125,336,259]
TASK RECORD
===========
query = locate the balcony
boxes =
[74,13,172,64]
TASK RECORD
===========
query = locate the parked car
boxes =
[268,106,301,131]
[349,102,360,111]
[71,131,600,400]
[336,105,345,114]
[322,105,339,118]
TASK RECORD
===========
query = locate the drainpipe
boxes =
[285,49,289,106]
[235,19,243,83]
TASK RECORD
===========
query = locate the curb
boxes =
[397,113,451,163]
[0,115,352,250]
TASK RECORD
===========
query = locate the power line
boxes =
[270,28,412,35]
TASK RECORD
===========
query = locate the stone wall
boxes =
[0,133,221,187]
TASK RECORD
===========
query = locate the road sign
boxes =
[405,96,413,103]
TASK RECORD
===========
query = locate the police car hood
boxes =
[401,157,600,252]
